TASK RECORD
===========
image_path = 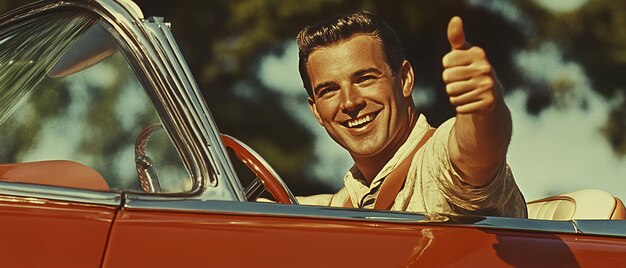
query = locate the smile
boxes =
[343,112,378,128]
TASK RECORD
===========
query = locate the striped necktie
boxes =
[359,180,383,209]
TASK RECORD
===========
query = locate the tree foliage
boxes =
[534,0,626,155]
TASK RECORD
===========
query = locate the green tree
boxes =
[518,0,626,155]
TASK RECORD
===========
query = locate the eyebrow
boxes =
[312,67,384,95]
[352,67,383,78]
[313,81,336,95]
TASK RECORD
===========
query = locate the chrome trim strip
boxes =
[140,19,211,185]
[0,181,121,206]
[124,198,579,235]
[573,220,626,238]
[140,17,242,200]
[126,198,428,221]
[113,0,143,19]
[151,17,247,200]
[459,216,578,235]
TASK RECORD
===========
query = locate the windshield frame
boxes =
[0,0,242,203]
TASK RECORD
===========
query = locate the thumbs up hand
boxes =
[442,16,501,114]
[442,17,512,187]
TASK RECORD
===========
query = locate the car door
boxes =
[0,6,119,267]
[103,199,626,267]
[0,190,118,267]
[0,1,192,266]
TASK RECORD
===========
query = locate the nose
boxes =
[339,84,365,115]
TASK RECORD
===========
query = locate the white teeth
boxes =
[347,114,373,128]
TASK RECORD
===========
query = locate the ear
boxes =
[399,60,414,98]
[308,97,324,126]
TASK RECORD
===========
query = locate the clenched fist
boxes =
[442,16,501,114]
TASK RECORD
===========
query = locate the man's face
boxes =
[307,34,413,159]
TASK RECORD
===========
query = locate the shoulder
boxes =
[329,187,350,207]
[295,187,351,207]
[433,118,456,140]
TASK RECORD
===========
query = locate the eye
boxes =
[356,75,376,84]
[316,85,339,98]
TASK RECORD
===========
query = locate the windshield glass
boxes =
[0,12,95,125]
[0,11,191,193]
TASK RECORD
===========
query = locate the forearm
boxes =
[450,80,511,185]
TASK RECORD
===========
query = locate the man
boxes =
[296,11,526,218]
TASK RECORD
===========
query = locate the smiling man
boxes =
[296,11,526,217]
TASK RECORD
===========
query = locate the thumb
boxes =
[447,16,469,50]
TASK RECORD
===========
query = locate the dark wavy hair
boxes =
[297,11,405,99]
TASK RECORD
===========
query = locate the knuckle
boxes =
[480,64,492,75]
[482,96,495,110]
[442,54,450,67]
[449,96,459,105]
[482,78,494,89]
[484,94,495,104]
[471,46,487,58]
[446,84,454,94]
[442,69,452,82]
[456,106,469,114]
[470,62,491,75]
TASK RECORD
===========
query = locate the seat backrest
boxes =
[527,189,626,220]
[0,160,109,191]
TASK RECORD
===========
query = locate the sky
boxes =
[257,0,626,203]
[534,0,588,12]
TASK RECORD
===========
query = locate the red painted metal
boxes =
[0,195,116,267]
[103,208,626,267]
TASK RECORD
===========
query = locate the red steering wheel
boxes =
[220,134,298,204]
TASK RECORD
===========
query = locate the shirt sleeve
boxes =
[329,187,350,207]
[295,193,335,206]
[425,118,527,218]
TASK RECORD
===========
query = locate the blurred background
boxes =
[2,0,626,202]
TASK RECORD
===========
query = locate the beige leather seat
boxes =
[527,189,626,220]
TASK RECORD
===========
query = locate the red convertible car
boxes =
[0,0,625,267]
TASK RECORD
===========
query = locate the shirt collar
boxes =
[344,114,432,195]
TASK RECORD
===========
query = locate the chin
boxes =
[333,132,387,157]
[346,142,385,158]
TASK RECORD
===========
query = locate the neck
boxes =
[352,107,418,185]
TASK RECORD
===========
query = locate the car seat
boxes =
[0,160,109,191]
[527,189,626,220]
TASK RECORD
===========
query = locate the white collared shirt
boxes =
[298,115,527,218]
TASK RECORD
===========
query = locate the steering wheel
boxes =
[221,134,298,205]
[135,124,296,203]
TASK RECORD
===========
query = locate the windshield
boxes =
[0,12,96,125]
[0,10,191,193]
